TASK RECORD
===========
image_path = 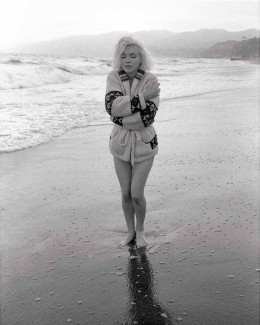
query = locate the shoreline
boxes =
[1,86,259,324]
[230,57,260,63]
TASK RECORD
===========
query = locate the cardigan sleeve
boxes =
[110,113,144,131]
[105,71,144,117]
[110,95,159,131]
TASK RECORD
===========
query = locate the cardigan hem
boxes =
[109,147,158,164]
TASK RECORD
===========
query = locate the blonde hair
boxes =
[112,36,153,72]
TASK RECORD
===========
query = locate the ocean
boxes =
[0,53,258,153]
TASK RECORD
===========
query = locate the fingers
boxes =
[153,82,160,95]
[151,81,160,89]
[147,80,160,87]
[144,80,161,99]
[151,84,160,97]
[154,81,160,90]
[148,83,160,92]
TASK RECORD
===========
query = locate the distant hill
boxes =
[200,37,260,59]
[15,31,130,57]
[13,29,260,58]
[142,29,260,57]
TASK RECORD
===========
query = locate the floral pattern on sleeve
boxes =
[105,91,124,115]
[140,101,158,127]
[112,116,123,126]
[130,95,142,113]
[149,134,158,149]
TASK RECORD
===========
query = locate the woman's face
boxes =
[121,45,142,78]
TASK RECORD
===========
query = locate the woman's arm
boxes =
[105,72,144,117]
[110,95,159,131]
[110,114,144,131]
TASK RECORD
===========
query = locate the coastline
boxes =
[245,57,260,64]
[1,84,259,324]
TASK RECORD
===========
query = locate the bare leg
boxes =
[113,157,135,247]
[131,158,154,247]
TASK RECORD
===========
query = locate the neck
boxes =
[126,68,139,80]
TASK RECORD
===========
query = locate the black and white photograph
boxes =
[0,0,259,324]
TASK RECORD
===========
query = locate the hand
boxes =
[143,80,160,101]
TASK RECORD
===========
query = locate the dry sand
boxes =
[1,84,259,324]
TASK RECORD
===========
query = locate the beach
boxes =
[1,63,260,324]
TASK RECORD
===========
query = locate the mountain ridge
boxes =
[13,29,260,58]
[200,37,260,59]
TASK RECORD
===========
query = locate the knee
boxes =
[122,192,132,203]
[131,192,144,206]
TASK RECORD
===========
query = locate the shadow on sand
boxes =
[124,244,175,325]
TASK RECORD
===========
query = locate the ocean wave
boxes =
[55,63,110,76]
[6,59,24,64]
[161,87,241,102]
[98,59,112,66]
[0,65,71,90]
[156,71,183,77]
[0,60,111,90]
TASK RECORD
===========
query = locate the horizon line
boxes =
[2,27,259,52]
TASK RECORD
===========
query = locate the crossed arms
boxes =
[105,73,159,131]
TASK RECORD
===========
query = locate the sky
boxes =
[1,0,259,51]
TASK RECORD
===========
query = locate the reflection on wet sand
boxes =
[125,246,174,325]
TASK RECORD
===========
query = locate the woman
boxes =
[105,36,160,248]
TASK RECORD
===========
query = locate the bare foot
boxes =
[117,232,136,248]
[136,230,147,248]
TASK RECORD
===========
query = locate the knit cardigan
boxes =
[105,68,159,165]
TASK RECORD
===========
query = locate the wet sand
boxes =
[1,83,259,324]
